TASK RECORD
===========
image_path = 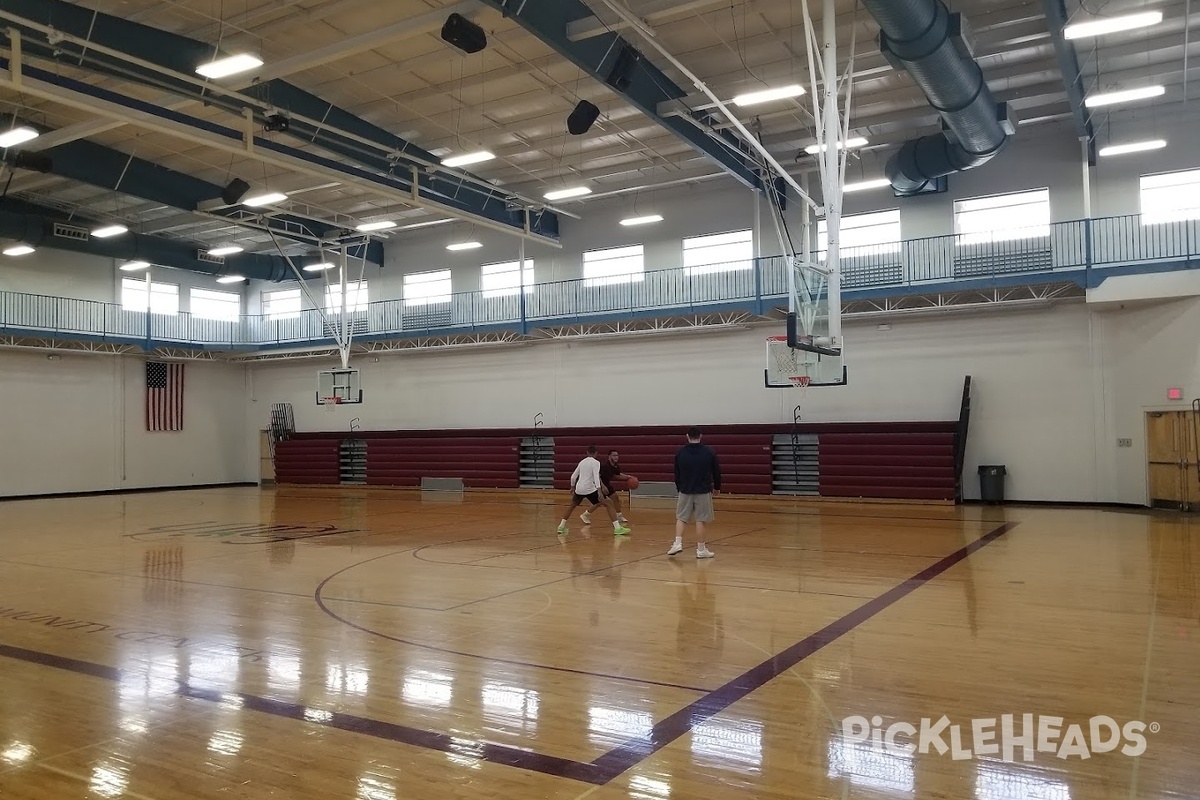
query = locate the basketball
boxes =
[626,476,639,490]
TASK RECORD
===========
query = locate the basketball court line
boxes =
[0,521,1018,787]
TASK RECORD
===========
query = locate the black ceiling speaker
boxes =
[567,100,600,135]
[441,13,487,54]
[606,45,641,92]
[220,178,250,205]
[8,151,52,173]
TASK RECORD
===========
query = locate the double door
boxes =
[1147,410,1200,510]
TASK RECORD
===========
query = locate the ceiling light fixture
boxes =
[195,54,264,79]
[0,126,39,148]
[544,186,592,201]
[303,262,336,272]
[620,214,664,226]
[1098,139,1167,156]
[732,84,806,106]
[119,261,151,271]
[3,244,34,256]
[207,246,244,256]
[843,178,893,193]
[1084,85,1166,107]
[441,151,495,168]
[91,224,129,238]
[241,192,288,207]
[446,241,483,251]
[1064,11,1163,39]
[356,220,397,232]
[216,275,246,284]
[804,137,869,155]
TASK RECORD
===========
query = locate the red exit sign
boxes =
[1168,387,1184,400]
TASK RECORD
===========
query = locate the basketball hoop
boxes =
[321,396,341,412]
[790,375,811,387]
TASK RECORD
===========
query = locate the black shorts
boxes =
[573,491,600,505]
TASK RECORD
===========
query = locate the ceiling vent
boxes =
[198,250,226,265]
[52,222,90,242]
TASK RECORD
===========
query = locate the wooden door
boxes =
[259,430,275,485]
[1147,411,1198,510]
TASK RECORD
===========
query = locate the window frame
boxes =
[582,244,645,287]
[682,229,754,276]
[262,287,302,320]
[953,188,1050,244]
[121,277,180,315]
[1139,168,1200,225]
[189,287,241,321]
[402,270,451,307]
[324,280,370,313]
[817,209,902,258]
[480,260,535,298]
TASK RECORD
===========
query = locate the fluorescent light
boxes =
[1098,139,1167,157]
[356,220,396,232]
[1064,11,1162,39]
[1084,85,1165,107]
[241,191,288,207]
[620,214,664,226]
[207,246,244,256]
[732,84,806,106]
[119,261,151,271]
[91,224,129,238]
[446,241,483,251]
[544,186,592,201]
[195,54,264,79]
[0,126,39,148]
[216,275,246,284]
[804,137,869,155]
[441,151,495,168]
[3,244,34,256]
[843,178,893,193]
[303,262,336,272]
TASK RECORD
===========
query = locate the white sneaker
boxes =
[696,548,715,559]
[667,541,683,556]
[557,521,568,534]
[580,511,592,524]
[618,514,630,524]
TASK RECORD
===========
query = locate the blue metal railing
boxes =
[1,212,1196,350]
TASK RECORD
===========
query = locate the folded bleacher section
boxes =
[272,421,962,502]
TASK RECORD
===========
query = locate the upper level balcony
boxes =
[1,213,1196,356]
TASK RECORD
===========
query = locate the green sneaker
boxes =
[557,521,568,533]
[613,525,632,536]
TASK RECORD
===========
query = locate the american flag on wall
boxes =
[146,362,185,431]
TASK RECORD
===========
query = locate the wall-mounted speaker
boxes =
[567,101,600,136]
[220,178,250,205]
[441,13,487,54]
[606,45,641,92]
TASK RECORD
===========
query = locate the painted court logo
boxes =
[842,715,1158,761]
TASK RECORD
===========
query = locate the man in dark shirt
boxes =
[670,427,721,558]
[582,450,631,525]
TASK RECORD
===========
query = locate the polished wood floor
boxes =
[0,486,1195,799]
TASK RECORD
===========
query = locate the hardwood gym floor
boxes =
[0,487,1194,799]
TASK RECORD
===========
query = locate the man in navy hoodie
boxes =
[669,427,721,558]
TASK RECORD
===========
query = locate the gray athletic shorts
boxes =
[676,492,714,523]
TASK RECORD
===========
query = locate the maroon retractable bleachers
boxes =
[365,436,520,488]
[552,433,773,495]
[272,439,340,485]
[817,428,957,501]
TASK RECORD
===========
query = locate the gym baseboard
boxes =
[0,482,259,502]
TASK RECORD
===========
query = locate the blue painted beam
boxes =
[1042,0,1096,164]
[26,132,384,265]
[0,197,296,281]
[475,0,763,191]
[0,0,559,240]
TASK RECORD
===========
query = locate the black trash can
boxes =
[978,465,1007,503]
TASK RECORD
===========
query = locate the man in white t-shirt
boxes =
[557,445,631,535]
